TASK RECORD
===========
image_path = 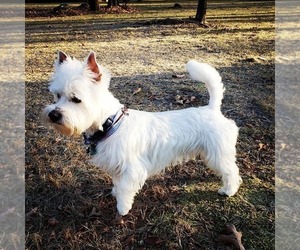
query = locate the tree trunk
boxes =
[88,0,100,12]
[107,0,120,8]
[195,0,208,24]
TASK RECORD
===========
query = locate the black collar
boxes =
[83,107,128,155]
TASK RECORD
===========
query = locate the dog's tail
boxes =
[186,60,224,110]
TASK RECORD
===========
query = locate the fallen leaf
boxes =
[89,207,101,216]
[175,99,184,105]
[25,207,38,221]
[172,74,185,78]
[144,236,165,245]
[217,224,245,250]
[175,94,181,100]
[50,231,56,239]
[48,217,59,225]
[280,143,287,150]
[258,143,264,150]
[0,207,16,222]
[175,95,184,105]
[190,96,196,102]
[132,87,142,95]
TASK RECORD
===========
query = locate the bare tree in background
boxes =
[195,0,208,24]
[88,0,100,11]
[107,0,120,8]
[88,0,125,9]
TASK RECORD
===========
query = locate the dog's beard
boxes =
[42,108,82,136]
[52,122,75,136]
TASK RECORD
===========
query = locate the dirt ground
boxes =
[275,1,300,249]
[25,0,275,249]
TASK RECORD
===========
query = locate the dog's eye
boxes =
[71,97,81,103]
[56,93,61,99]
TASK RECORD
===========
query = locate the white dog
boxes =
[42,51,242,216]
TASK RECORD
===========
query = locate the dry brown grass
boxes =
[275,2,300,249]
[25,0,275,249]
[1,4,25,250]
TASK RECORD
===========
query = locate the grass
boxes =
[276,2,300,247]
[0,4,25,250]
[25,0,275,249]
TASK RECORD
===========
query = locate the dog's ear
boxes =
[86,51,102,82]
[57,51,68,64]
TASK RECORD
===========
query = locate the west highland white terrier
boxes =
[42,51,242,216]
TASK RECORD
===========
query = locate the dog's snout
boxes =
[48,109,62,123]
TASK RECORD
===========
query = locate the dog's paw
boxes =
[218,177,242,197]
[218,187,237,197]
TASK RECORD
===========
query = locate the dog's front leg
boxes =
[112,166,147,216]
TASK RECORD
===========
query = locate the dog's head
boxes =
[42,51,111,136]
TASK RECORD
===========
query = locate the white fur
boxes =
[42,52,242,216]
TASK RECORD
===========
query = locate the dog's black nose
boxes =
[48,109,62,123]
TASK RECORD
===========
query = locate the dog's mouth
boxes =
[51,120,63,125]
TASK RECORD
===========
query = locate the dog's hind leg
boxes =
[202,143,241,197]
[217,161,242,197]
